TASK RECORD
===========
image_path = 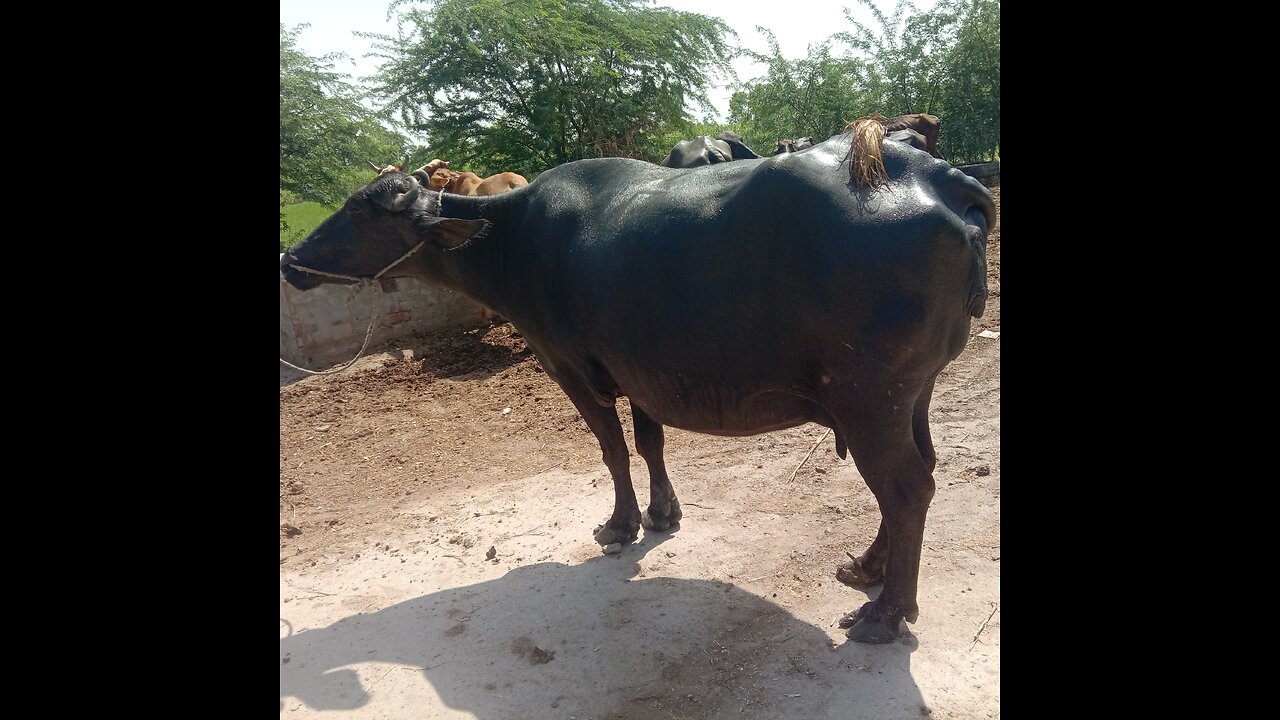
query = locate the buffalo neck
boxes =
[426,189,541,323]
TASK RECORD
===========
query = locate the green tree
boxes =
[280,22,413,211]
[367,0,736,174]
[834,0,998,163]
[833,0,950,117]
[727,30,869,154]
[928,0,999,162]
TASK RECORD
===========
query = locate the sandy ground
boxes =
[279,188,1001,719]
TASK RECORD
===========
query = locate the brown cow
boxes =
[407,159,528,196]
[437,169,528,196]
[881,114,944,160]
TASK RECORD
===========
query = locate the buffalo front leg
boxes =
[837,375,939,587]
[558,389,641,547]
[631,403,682,531]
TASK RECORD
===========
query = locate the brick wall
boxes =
[280,256,492,369]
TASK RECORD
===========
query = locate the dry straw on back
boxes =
[848,115,888,189]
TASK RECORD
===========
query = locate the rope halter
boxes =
[285,238,427,290]
[285,173,428,288]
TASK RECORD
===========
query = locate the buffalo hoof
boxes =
[593,519,639,546]
[847,615,900,644]
[838,602,900,644]
[835,557,884,587]
[641,500,682,532]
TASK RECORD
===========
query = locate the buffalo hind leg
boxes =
[836,519,888,587]
[829,405,936,643]
[912,376,939,472]
[631,403,682,531]
[835,376,938,589]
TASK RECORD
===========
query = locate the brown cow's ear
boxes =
[432,218,490,250]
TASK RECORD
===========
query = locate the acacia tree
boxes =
[833,0,952,116]
[727,30,870,154]
[367,0,735,175]
[280,23,412,210]
[834,0,999,163]
[929,0,1000,162]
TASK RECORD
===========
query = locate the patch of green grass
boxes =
[280,202,337,251]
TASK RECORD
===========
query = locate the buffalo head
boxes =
[280,173,490,291]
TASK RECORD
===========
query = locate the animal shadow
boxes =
[281,536,926,719]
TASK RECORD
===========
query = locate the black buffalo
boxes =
[886,129,929,154]
[774,136,816,155]
[281,129,995,644]
[660,131,761,168]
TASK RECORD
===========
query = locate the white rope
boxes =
[279,241,427,375]
[279,283,381,376]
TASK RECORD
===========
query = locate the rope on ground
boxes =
[279,240,427,375]
[279,294,380,375]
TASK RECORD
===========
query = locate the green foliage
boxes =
[833,0,999,163]
[280,202,339,252]
[368,0,737,173]
[280,23,415,208]
[730,0,999,164]
[834,0,951,117]
[277,0,998,223]
[928,0,1000,162]
[728,31,869,154]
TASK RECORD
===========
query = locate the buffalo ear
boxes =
[432,218,490,250]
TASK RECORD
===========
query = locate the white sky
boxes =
[279,0,924,123]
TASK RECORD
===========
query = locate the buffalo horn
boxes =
[377,174,421,212]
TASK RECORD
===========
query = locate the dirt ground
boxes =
[279,188,1000,719]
